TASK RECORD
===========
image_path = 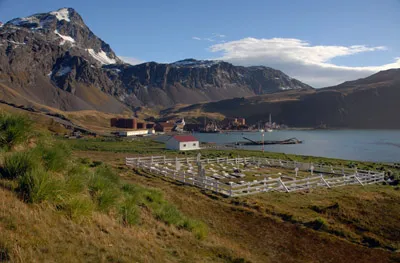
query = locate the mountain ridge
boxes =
[0,7,312,111]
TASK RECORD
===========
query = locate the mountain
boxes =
[0,8,312,112]
[164,69,400,129]
[107,59,312,107]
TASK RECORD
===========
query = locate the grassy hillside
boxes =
[1,111,400,262]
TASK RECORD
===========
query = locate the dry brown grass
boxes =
[71,150,400,263]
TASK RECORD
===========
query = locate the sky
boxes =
[0,0,399,87]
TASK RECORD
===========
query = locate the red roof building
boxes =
[166,135,200,151]
[171,135,198,142]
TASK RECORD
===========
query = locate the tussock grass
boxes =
[36,141,71,172]
[61,194,95,221]
[17,167,63,203]
[0,151,37,179]
[0,111,32,151]
[88,166,121,212]
[119,196,141,226]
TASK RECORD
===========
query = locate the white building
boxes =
[118,129,155,137]
[166,135,200,151]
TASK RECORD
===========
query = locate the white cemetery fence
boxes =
[125,156,386,197]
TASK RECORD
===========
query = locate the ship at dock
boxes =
[199,117,220,133]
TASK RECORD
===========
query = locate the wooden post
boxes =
[163,156,166,164]
[320,175,330,188]
[354,174,364,186]
[279,178,289,192]
[229,183,233,197]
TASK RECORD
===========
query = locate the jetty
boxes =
[236,137,303,146]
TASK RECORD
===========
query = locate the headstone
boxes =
[295,167,299,177]
[196,153,201,164]
[175,159,181,171]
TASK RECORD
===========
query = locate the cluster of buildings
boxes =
[111,118,186,136]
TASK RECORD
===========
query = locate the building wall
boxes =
[166,140,199,151]
[118,129,150,137]
[166,139,180,150]
[111,118,137,129]
[179,141,199,151]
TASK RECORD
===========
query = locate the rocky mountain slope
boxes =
[0,8,312,112]
[166,69,400,129]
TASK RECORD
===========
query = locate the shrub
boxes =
[0,112,32,150]
[0,151,37,179]
[17,167,62,203]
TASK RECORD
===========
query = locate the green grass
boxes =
[63,137,398,174]
[0,151,38,179]
[0,111,32,151]
[17,167,63,203]
[64,137,167,154]
[36,141,71,172]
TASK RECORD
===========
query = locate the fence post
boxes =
[354,173,364,186]
[279,178,289,192]
[229,183,233,197]
[163,156,166,164]
[320,174,330,188]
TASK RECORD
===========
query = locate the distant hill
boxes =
[164,69,400,129]
[0,8,311,112]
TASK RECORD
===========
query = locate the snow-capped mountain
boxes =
[0,8,311,112]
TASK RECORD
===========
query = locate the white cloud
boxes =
[192,34,226,43]
[212,33,226,38]
[118,56,144,65]
[209,37,400,87]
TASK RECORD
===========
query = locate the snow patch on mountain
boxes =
[8,16,39,27]
[54,30,75,45]
[87,49,116,65]
[55,66,72,77]
[171,59,221,68]
[50,8,71,22]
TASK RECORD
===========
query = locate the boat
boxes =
[267,113,273,132]
[199,116,220,133]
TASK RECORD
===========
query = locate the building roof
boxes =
[171,135,198,142]
[157,122,175,127]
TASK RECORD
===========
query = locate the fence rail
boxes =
[126,155,385,197]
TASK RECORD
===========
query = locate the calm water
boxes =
[192,130,400,163]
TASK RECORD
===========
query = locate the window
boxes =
[193,143,196,146]
[183,144,186,147]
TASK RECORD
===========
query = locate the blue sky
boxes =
[0,0,399,87]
